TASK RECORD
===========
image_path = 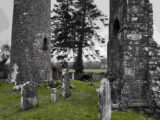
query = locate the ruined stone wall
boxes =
[108,0,160,117]
[108,0,127,103]
[108,0,155,107]
[148,40,160,116]
[122,0,153,104]
[10,0,51,84]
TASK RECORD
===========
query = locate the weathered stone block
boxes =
[97,78,111,120]
[21,81,38,110]
[61,69,71,98]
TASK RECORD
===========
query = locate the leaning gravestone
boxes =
[96,78,111,120]
[21,81,38,110]
[61,69,71,98]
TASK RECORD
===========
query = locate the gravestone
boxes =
[51,88,57,103]
[61,69,71,98]
[21,81,38,110]
[72,72,75,80]
[97,78,111,120]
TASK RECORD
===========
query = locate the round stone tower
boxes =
[10,0,51,84]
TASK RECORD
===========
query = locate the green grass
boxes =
[112,111,153,120]
[69,69,107,73]
[0,80,153,120]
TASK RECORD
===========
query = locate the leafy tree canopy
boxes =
[51,0,108,62]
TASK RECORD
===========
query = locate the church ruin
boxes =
[10,0,51,84]
[8,0,160,117]
[108,0,160,116]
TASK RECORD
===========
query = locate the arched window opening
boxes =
[113,19,120,37]
[43,38,48,51]
[110,19,122,73]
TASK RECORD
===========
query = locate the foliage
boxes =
[0,80,154,120]
[0,44,10,65]
[51,0,75,60]
[51,0,108,73]
[0,44,10,79]
[69,69,107,73]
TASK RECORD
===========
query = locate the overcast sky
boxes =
[0,0,160,58]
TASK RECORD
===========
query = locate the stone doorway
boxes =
[108,19,123,74]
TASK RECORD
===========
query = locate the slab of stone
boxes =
[127,34,142,40]
[61,69,71,98]
[97,78,111,120]
[21,81,38,110]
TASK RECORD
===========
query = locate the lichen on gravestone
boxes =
[61,68,71,98]
[21,81,38,110]
[96,78,111,120]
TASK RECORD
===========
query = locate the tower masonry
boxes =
[10,0,52,84]
[108,0,160,116]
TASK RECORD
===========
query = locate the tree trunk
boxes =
[74,0,86,76]
[74,44,83,73]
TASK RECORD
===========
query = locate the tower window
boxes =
[43,38,48,51]
[113,19,120,37]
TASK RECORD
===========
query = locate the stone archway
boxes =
[108,18,123,74]
[113,19,120,37]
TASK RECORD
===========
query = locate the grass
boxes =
[0,79,153,120]
[69,69,107,73]
[112,111,153,120]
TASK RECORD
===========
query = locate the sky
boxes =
[0,0,160,58]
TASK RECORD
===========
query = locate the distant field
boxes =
[69,69,107,73]
[0,79,153,120]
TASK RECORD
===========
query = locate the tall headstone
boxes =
[21,81,38,110]
[10,0,51,84]
[61,69,71,98]
[97,78,111,120]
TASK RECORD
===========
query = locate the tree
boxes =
[51,0,75,60]
[0,44,10,78]
[51,0,108,73]
[0,44,10,65]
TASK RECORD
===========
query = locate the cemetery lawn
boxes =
[0,80,153,120]
[69,69,107,73]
